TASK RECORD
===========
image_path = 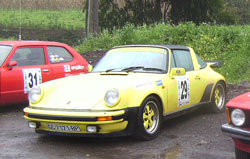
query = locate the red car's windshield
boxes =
[0,45,12,66]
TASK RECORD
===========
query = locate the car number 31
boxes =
[22,68,42,93]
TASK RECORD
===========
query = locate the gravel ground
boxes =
[1,82,249,159]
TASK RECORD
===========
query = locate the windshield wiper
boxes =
[105,68,123,72]
[121,66,144,72]
[143,67,166,72]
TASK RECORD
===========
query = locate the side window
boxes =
[172,50,194,72]
[195,54,207,69]
[10,47,45,67]
[47,46,73,64]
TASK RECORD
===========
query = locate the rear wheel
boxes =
[211,81,226,113]
[235,147,250,159]
[134,96,162,140]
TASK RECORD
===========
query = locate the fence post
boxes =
[86,0,99,37]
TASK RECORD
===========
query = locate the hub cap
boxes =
[215,84,225,109]
[143,101,159,134]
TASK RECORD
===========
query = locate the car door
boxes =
[168,49,205,111]
[0,46,53,105]
[45,46,87,78]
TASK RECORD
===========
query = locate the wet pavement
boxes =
[0,104,234,159]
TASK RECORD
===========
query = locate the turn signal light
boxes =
[98,116,112,121]
[226,108,231,123]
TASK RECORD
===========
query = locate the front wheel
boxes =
[211,81,226,113]
[134,96,162,140]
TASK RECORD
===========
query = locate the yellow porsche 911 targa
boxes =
[24,45,226,140]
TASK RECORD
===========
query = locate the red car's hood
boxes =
[226,92,250,110]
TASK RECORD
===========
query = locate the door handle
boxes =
[195,75,201,80]
[42,69,49,72]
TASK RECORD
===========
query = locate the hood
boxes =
[36,72,164,110]
[226,91,250,110]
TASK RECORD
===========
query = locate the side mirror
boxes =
[7,61,18,70]
[170,68,186,78]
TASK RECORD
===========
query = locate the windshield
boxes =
[0,45,12,66]
[92,47,168,73]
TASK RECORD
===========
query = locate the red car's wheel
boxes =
[235,147,250,159]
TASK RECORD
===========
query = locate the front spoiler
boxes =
[221,123,250,141]
[24,107,139,137]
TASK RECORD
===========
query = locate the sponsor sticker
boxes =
[134,80,154,90]
[64,65,85,72]
[156,80,163,86]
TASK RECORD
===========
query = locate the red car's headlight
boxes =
[231,109,245,127]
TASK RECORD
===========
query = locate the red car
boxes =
[221,92,250,158]
[0,41,90,106]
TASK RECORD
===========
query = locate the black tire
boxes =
[211,81,226,113]
[134,96,162,140]
[235,147,250,159]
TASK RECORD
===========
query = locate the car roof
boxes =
[112,44,190,50]
[160,45,189,50]
[0,41,68,47]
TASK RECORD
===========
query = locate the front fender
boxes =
[120,84,165,110]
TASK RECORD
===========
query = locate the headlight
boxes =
[104,89,120,107]
[231,109,245,126]
[28,87,43,104]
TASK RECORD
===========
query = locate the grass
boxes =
[76,23,250,83]
[0,9,85,30]
[0,0,85,10]
[0,37,16,41]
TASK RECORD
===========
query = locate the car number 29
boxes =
[177,75,190,106]
[22,68,42,93]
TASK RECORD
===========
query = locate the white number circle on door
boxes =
[22,68,42,93]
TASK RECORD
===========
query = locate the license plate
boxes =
[48,124,81,132]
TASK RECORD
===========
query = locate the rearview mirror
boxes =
[7,61,18,70]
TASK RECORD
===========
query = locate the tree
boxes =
[99,0,129,31]
[170,0,224,24]
[224,0,250,24]
[98,0,229,31]
[99,0,163,31]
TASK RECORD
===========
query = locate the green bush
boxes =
[76,23,250,83]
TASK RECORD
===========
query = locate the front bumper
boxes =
[221,123,250,141]
[24,107,139,137]
[222,123,250,153]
